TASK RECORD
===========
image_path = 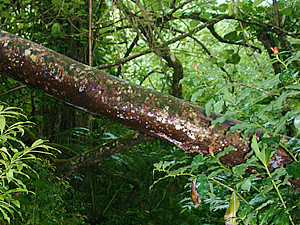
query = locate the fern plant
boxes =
[0,104,57,223]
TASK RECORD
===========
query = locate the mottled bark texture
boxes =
[0,30,295,179]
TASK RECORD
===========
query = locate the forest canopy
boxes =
[0,0,300,224]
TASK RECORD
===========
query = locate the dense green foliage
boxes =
[1,0,300,224]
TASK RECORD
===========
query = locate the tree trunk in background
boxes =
[0,30,295,179]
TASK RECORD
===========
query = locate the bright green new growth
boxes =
[0,103,58,223]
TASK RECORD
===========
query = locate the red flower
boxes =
[271,47,279,54]
[194,63,198,70]
[208,147,213,154]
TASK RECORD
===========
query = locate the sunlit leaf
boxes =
[214,99,224,115]
[252,0,264,7]
[172,10,182,18]
[294,114,300,135]
[0,116,5,135]
[224,192,240,225]
[251,135,263,162]
[241,178,251,192]
[205,99,213,117]
[7,169,14,183]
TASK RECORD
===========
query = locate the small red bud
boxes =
[194,63,198,70]
[271,47,279,54]
[208,147,213,154]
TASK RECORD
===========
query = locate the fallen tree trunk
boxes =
[0,30,295,179]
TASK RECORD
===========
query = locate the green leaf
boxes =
[0,116,5,135]
[196,174,209,199]
[236,88,252,104]
[1,11,9,18]
[78,0,85,4]
[256,199,274,211]
[223,88,234,103]
[205,99,213,117]
[191,89,204,102]
[284,84,300,90]
[224,192,240,225]
[286,161,300,179]
[215,146,235,159]
[209,57,218,64]
[252,0,265,8]
[257,75,280,89]
[251,135,262,162]
[261,148,276,165]
[213,93,223,101]
[7,169,13,183]
[199,12,212,20]
[294,114,300,135]
[214,99,224,115]
[51,22,61,34]
[228,3,234,16]
[261,136,280,147]
[153,161,163,170]
[10,199,20,208]
[274,116,288,135]
[226,53,241,64]
[281,7,292,16]
[0,207,11,223]
[212,111,239,125]
[172,10,182,18]
[241,178,251,192]
[190,154,204,172]
[232,163,248,176]
[229,123,260,134]
[162,161,175,170]
[279,70,294,83]
[224,31,237,41]
[190,19,199,27]
[218,61,225,67]
[271,167,287,180]
[255,96,275,105]
[31,139,45,148]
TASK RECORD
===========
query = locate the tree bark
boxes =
[0,30,295,179]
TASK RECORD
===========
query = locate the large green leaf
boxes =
[224,192,240,225]
[196,174,209,199]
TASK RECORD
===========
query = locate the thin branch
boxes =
[116,0,147,43]
[96,47,167,69]
[207,25,262,53]
[159,56,171,95]
[89,0,92,67]
[0,85,27,96]
[237,7,297,38]
[139,69,158,85]
[116,35,139,77]
[136,0,165,44]
[227,77,275,96]
[94,0,115,26]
